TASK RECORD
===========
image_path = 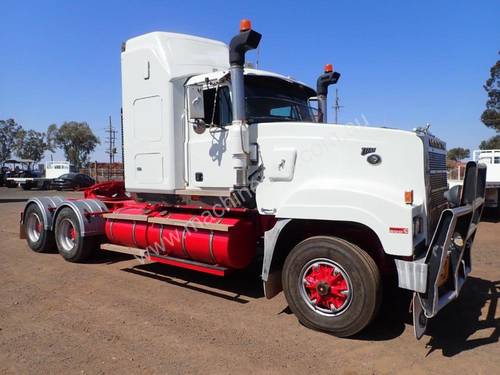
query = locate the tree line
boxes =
[448,51,499,162]
[0,120,100,168]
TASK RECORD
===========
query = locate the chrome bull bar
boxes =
[395,161,486,339]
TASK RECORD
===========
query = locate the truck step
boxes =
[99,243,230,276]
[100,243,148,257]
[149,254,230,277]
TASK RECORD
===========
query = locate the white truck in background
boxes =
[449,150,500,212]
[473,150,500,210]
[7,161,72,190]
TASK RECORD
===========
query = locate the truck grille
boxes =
[428,150,448,232]
[429,152,446,171]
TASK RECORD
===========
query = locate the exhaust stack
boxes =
[228,20,261,188]
[229,19,262,122]
[316,64,341,123]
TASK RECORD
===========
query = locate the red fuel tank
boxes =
[105,207,256,269]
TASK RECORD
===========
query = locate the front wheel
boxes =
[282,236,381,337]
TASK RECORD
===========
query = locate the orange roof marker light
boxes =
[324,63,334,73]
[240,19,252,32]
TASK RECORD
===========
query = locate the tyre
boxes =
[21,183,32,190]
[282,236,381,337]
[54,207,97,262]
[24,203,55,253]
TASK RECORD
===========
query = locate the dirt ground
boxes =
[0,189,498,374]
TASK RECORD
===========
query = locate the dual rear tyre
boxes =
[24,205,96,262]
[282,236,381,337]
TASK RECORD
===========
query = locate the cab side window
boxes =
[203,86,232,126]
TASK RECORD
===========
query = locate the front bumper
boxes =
[394,161,486,339]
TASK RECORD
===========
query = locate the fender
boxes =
[261,219,290,298]
[261,180,419,257]
[52,199,108,236]
[23,196,64,230]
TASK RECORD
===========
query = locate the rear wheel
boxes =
[282,236,381,337]
[24,204,55,253]
[54,207,97,262]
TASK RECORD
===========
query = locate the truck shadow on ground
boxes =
[480,208,500,223]
[122,261,265,303]
[424,277,499,357]
[117,257,498,349]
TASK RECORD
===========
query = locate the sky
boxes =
[0,0,498,162]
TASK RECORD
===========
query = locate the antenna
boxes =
[333,88,344,124]
[256,45,260,68]
[104,115,117,180]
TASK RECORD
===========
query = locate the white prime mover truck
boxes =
[19,20,486,339]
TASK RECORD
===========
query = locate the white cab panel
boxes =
[255,123,426,256]
[121,32,229,193]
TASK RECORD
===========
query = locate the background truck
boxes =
[7,161,72,190]
[19,20,486,339]
[472,149,500,211]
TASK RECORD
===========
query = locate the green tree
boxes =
[52,122,100,168]
[0,119,23,162]
[13,129,48,163]
[481,53,500,131]
[479,135,500,150]
[447,147,470,161]
[46,123,58,153]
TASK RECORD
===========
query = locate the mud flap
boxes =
[398,162,486,339]
[19,212,26,240]
[413,293,427,340]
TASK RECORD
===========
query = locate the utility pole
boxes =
[105,116,117,180]
[333,88,344,124]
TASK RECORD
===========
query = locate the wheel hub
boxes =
[27,212,42,243]
[316,282,330,296]
[58,218,76,252]
[300,259,352,316]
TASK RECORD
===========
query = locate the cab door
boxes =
[187,85,235,188]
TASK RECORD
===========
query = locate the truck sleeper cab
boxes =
[20,20,486,340]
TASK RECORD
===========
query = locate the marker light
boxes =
[404,190,414,205]
[324,64,333,73]
[240,19,252,32]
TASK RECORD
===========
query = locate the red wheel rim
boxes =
[299,259,352,316]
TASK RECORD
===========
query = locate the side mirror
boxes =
[444,185,462,208]
[187,85,205,120]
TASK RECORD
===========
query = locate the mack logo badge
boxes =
[367,154,382,165]
[361,147,376,156]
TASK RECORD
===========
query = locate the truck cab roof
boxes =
[185,67,315,94]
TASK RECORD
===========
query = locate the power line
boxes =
[104,115,117,180]
[333,88,344,124]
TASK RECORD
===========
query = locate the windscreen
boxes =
[245,75,318,124]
